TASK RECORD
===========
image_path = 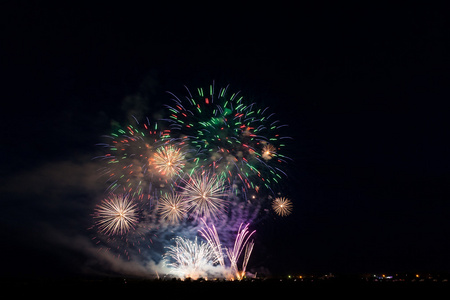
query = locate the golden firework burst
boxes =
[272,197,293,216]
[153,145,185,177]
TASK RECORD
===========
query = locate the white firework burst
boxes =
[181,172,228,220]
[157,192,189,224]
[94,194,139,235]
[152,145,185,177]
[163,236,217,279]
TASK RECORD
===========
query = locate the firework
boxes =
[157,192,189,224]
[90,82,293,277]
[181,172,228,220]
[94,118,173,200]
[199,219,225,267]
[94,194,139,235]
[165,82,291,194]
[272,197,293,216]
[226,223,256,280]
[261,143,276,161]
[152,145,185,178]
[164,222,256,280]
[241,240,254,279]
[163,236,217,279]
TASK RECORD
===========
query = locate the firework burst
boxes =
[152,145,186,177]
[164,222,256,280]
[261,143,276,161]
[165,82,291,194]
[163,236,217,279]
[181,172,228,220]
[157,192,189,224]
[272,197,293,216]
[94,194,139,235]
[94,118,173,200]
[90,81,293,277]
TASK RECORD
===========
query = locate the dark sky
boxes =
[2,3,450,278]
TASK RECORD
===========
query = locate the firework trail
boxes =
[241,240,254,279]
[199,219,225,267]
[226,223,256,280]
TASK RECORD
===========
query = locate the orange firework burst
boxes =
[153,145,185,177]
[272,197,293,216]
[261,143,276,161]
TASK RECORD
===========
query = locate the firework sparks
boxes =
[153,145,185,177]
[261,143,276,161]
[199,219,225,267]
[164,222,256,280]
[226,223,256,280]
[91,82,293,277]
[182,172,228,220]
[165,82,291,194]
[94,194,139,235]
[241,240,254,279]
[94,119,172,199]
[157,192,189,224]
[272,197,293,216]
[163,236,217,279]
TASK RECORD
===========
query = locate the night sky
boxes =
[2,3,450,278]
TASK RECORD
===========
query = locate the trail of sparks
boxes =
[226,223,256,280]
[199,219,225,267]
